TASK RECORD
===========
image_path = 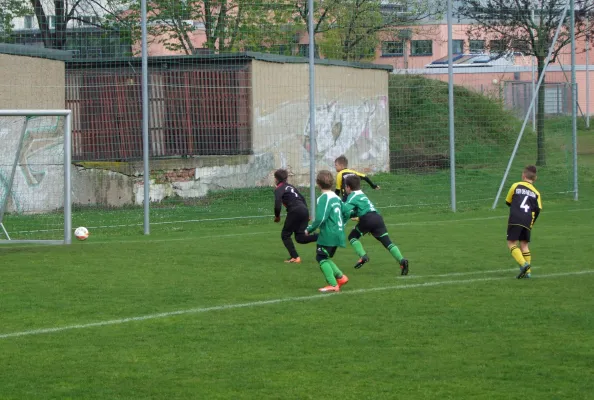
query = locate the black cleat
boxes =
[400,258,409,275]
[354,255,370,269]
[516,264,531,279]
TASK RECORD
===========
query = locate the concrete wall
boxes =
[251,60,390,186]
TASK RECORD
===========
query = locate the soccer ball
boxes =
[74,226,89,241]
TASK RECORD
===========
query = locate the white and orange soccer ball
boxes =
[74,226,89,241]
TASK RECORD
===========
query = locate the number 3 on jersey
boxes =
[334,206,343,230]
[520,195,530,212]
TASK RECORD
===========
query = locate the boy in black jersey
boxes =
[505,165,542,279]
[334,155,380,201]
[274,169,318,263]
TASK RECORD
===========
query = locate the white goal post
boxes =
[0,110,72,245]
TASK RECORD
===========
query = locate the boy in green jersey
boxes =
[342,175,409,275]
[305,170,349,293]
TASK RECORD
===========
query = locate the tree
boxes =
[115,0,298,55]
[295,0,441,61]
[457,0,594,166]
[19,0,126,50]
[0,0,32,42]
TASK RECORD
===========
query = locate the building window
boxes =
[24,15,34,29]
[80,16,100,26]
[512,39,530,54]
[490,39,507,53]
[298,43,319,58]
[411,40,432,56]
[469,40,485,53]
[381,41,404,56]
[452,40,464,54]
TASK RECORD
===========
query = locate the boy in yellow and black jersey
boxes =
[334,155,380,201]
[505,165,542,279]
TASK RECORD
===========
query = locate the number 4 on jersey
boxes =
[520,195,530,212]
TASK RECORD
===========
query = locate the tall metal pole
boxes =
[307,0,317,216]
[531,10,536,131]
[570,0,578,200]
[531,57,536,131]
[587,16,591,129]
[447,0,456,212]
[141,0,150,234]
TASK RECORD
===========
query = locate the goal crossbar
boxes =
[0,110,72,245]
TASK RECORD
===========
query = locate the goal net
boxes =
[0,110,72,244]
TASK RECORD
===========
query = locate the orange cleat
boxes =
[318,285,340,293]
[336,275,349,288]
[285,257,301,263]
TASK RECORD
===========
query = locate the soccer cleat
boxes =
[354,255,370,269]
[525,267,532,278]
[336,275,349,288]
[318,285,340,293]
[516,264,531,279]
[400,258,409,276]
[285,257,301,263]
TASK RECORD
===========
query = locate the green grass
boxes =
[2,193,594,399]
[2,75,593,399]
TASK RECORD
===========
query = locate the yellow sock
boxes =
[522,252,532,273]
[510,246,526,266]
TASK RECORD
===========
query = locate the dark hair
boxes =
[523,165,537,181]
[345,174,361,191]
[334,155,348,168]
[316,170,334,190]
[274,169,288,183]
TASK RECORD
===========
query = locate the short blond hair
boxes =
[316,170,334,189]
[334,155,348,168]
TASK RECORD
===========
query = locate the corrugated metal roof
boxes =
[0,43,73,61]
[64,51,393,71]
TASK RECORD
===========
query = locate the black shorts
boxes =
[354,212,388,238]
[507,225,531,242]
[316,245,337,260]
[282,207,309,235]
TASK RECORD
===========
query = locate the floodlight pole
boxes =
[307,0,317,216]
[141,0,150,234]
[570,0,578,200]
[447,0,456,212]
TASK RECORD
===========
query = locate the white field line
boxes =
[1,269,592,340]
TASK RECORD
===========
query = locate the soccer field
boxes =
[1,195,594,399]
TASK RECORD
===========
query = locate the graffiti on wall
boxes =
[256,94,389,180]
[301,96,389,167]
[0,117,64,214]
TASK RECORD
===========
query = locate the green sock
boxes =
[326,259,344,278]
[350,238,366,257]
[319,260,338,286]
[388,243,403,262]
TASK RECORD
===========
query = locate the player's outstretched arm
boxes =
[360,174,379,190]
